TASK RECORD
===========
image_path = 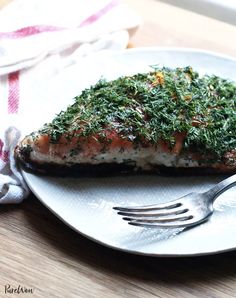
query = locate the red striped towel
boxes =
[0,0,140,203]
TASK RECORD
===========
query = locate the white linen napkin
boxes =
[0,0,141,203]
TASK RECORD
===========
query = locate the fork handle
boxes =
[205,174,236,202]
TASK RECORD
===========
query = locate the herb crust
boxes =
[39,66,236,160]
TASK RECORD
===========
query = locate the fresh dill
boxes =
[39,66,236,159]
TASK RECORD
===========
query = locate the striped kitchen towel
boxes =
[0,0,140,203]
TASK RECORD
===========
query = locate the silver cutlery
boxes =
[114,174,236,229]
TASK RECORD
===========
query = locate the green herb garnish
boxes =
[40,66,236,160]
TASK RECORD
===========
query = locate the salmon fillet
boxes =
[15,66,236,175]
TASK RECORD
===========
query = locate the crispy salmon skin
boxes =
[15,66,236,176]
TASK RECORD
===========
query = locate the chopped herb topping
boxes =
[39,66,236,158]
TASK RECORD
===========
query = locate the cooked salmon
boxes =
[15,66,236,175]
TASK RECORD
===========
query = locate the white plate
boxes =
[22,47,236,257]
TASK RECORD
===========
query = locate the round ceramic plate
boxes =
[22,47,236,257]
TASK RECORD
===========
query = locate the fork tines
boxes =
[113,202,193,228]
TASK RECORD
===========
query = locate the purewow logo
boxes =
[4,284,34,294]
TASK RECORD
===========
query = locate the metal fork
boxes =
[113,174,236,229]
